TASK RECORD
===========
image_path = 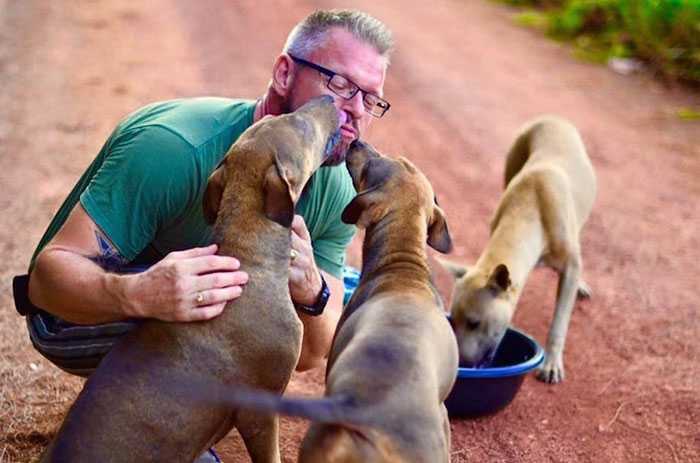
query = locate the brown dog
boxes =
[189,141,458,463]
[40,96,341,463]
[439,116,596,383]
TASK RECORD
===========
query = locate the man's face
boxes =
[287,28,387,165]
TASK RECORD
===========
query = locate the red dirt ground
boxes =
[1,1,698,462]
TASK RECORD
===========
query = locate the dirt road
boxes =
[1,1,698,461]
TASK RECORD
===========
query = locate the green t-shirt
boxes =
[30,97,356,278]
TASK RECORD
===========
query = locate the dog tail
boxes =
[175,378,363,425]
[504,124,534,188]
[225,386,358,424]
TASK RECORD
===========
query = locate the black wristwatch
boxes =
[294,274,330,317]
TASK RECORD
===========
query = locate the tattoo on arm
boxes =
[90,230,128,271]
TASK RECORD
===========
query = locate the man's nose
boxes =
[340,90,365,121]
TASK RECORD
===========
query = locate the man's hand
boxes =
[30,204,250,325]
[289,215,323,306]
[119,244,248,322]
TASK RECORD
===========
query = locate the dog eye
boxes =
[466,319,480,331]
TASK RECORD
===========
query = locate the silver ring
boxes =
[196,292,204,304]
[290,249,298,262]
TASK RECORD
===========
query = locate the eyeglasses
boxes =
[288,54,391,118]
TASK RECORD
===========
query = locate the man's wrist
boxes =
[296,269,323,306]
[295,273,330,317]
[105,272,138,318]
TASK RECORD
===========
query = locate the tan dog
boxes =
[439,116,596,384]
[40,96,341,463]
[185,140,458,462]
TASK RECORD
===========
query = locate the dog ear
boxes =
[487,264,511,293]
[435,257,469,280]
[427,205,453,253]
[263,160,295,227]
[203,165,226,225]
[341,187,381,227]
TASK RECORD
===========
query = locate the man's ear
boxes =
[427,205,453,253]
[203,165,226,225]
[487,264,511,293]
[264,157,294,227]
[271,54,294,98]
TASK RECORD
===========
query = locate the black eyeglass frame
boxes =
[288,54,391,118]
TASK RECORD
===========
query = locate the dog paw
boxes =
[536,357,565,384]
[577,280,592,299]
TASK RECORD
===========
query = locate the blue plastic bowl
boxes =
[445,327,544,418]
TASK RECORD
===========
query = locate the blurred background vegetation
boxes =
[499,0,700,86]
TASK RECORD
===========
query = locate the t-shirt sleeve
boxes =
[80,126,199,260]
[299,165,357,279]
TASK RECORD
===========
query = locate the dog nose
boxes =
[349,139,367,151]
[318,94,334,105]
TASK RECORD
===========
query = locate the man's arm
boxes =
[288,215,349,371]
[29,204,248,324]
[295,270,344,371]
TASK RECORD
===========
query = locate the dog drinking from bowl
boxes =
[439,116,596,384]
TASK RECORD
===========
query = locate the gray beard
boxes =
[322,136,350,166]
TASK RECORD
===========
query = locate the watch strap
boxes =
[294,274,330,317]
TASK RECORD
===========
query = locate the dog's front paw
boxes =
[536,355,565,384]
[577,280,592,299]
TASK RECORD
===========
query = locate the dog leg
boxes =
[575,256,592,299]
[238,412,282,463]
[441,404,451,455]
[537,256,581,384]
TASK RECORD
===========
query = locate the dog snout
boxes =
[347,139,380,164]
[458,336,499,369]
[349,139,368,151]
[299,95,339,129]
[344,140,367,175]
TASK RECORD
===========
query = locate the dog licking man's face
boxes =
[342,140,453,254]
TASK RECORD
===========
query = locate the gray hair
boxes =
[284,9,394,65]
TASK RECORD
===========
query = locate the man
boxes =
[15,9,393,383]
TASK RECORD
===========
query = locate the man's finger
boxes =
[290,232,306,253]
[187,255,242,275]
[195,271,249,290]
[194,286,243,307]
[169,244,218,259]
[291,215,311,242]
[187,302,227,321]
[202,286,243,305]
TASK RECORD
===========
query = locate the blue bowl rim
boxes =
[456,327,544,379]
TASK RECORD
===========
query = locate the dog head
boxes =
[440,260,515,367]
[301,424,406,463]
[341,140,452,253]
[203,95,341,227]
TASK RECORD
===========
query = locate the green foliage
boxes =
[515,10,551,29]
[501,0,700,84]
[499,0,567,6]
[677,107,700,119]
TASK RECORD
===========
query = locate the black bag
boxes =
[12,274,38,316]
